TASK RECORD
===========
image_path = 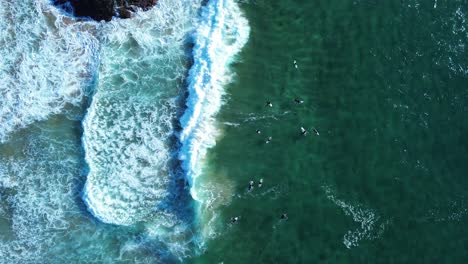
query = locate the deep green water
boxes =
[192,0,468,263]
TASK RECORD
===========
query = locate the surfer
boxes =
[265,101,273,107]
[313,128,319,136]
[231,216,240,224]
[293,60,298,69]
[248,180,254,191]
[266,136,272,144]
[300,127,308,136]
[280,213,288,220]
[258,178,263,188]
[256,129,261,134]
[294,98,304,104]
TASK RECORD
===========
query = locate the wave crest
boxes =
[178,0,250,202]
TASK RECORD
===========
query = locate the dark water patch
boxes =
[0,187,16,241]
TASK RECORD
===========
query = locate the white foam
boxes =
[82,0,202,226]
[0,0,202,261]
[0,130,93,262]
[178,0,250,202]
[431,5,468,76]
[0,0,99,143]
[1,128,192,263]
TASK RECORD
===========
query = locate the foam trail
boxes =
[179,0,250,202]
[323,187,389,248]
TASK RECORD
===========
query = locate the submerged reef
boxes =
[53,0,157,21]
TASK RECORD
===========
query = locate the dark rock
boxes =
[53,0,158,21]
[123,0,157,11]
[117,7,132,19]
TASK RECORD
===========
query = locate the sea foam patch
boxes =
[178,0,250,202]
[82,0,202,226]
[0,0,99,143]
[0,124,103,263]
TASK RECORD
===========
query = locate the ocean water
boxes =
[191,0,468,263]
[1,0,468,263]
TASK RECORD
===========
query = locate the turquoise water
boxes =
[1,0,468,263]
[0,0,203,262]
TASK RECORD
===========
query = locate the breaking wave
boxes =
[178,0,250,203]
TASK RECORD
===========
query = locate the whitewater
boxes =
[0,0,99,143]
[179,0,250,203]
[81,0,202,227]
[0,0,249,262]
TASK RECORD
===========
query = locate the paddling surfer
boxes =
[313,128,319,136]
[280,213,288,220]
[248,180,254,191]
[231,216,240,224]
[294,98,304,104]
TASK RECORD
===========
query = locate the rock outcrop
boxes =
[53,0,157,21]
